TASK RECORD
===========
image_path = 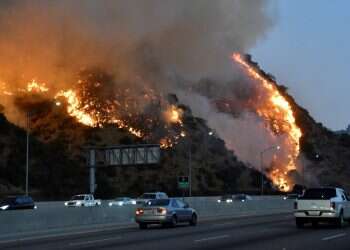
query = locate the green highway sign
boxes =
[178,176,189,189]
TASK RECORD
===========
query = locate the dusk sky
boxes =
[251,0,350,131]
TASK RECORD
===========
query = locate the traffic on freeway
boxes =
[1,213,350,250]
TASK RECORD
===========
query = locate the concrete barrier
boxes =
[0,196,293,236]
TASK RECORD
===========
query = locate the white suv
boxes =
[136,192,168,206]
[294,187,350,227]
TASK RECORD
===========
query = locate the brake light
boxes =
[331,202,336,210]
[294,201,298,210]
[136,209,144,215]
[157,208,167,215]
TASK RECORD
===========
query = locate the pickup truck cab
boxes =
[294,187,350,228]
[64,194,101,207]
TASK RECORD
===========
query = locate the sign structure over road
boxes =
[87,144,161,167]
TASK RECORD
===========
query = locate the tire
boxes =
[189,214,197,226]
[170,215,177,228]
[139,223,148,230]
[295,218,304,228]
[335,211,345,228]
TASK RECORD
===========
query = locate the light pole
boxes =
[25,112,30,196]
[260,145,280,195]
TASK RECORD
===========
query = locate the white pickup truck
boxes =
[64,194,101,207]
[294,187,350,228]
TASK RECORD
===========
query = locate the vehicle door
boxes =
[85,196,90,207]
[176,199,192,221]
[170,199,183,221]
[340,191,350,218]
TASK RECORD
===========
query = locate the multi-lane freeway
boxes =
[1,213,349,250]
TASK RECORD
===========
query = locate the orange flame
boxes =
[232,53,302,191]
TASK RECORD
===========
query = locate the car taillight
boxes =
[294,201,298,210]
[157,208,167,215]
[136,209,144,215]
[331,202,336,210]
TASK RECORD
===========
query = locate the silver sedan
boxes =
[135,198,198,229]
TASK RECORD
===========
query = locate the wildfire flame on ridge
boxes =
[232,53,302,191]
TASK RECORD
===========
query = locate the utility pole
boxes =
[189,144,192,197]
[25,112,30,196]
[260,151,264,196]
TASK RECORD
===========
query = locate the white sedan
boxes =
[109,197,136,207]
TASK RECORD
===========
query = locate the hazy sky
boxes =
[251,0,350,131]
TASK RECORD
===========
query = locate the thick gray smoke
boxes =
[0,0,275,87]
[0,0,278,171]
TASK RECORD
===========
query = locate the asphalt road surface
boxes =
[1,213,350,250]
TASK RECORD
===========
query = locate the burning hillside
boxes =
[0,53,304,192]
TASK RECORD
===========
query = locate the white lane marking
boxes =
[0,225,133,245]
[322,233,347,241]
[195,235,230,243]
[69,237,122,246]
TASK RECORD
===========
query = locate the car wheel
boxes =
[139,223,148,230]
[336,211,345,228]
[170,215,177,228]
[295,218,304,228]
[190,214,197,226]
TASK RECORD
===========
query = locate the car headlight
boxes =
[0,205,9,210]
[283,196,287,200]
[118,202,123,206]
[64,202,68,206]
[34,205,38,209]
[131,200,136,205]
[109,202,113,207]
[76,201,82,206]
[217,200,221,203]
[226,199,233,203]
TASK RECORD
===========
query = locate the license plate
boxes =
[308,211,320,216]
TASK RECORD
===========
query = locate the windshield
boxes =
[139,194,156,199]
[115,198,126,202]
[221,195,232,200]
[145,199,170,206]
[235,195,246,200]
[1,197,16,205]
[300,188,336,200]
[71,195,85,201]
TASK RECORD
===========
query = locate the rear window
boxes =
[139,194,156,199]
[145,199,170,206]
[221,195,232,200]
[71,195,85,201]
[300,188,336,200]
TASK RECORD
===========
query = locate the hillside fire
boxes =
[0,53,303,191]
[232,53,303,191]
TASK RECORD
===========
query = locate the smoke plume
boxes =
[0,1,279,173]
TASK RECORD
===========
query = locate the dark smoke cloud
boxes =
[0,0,278,171]
[0,0,275,88]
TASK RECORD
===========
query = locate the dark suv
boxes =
[0,196,36,211]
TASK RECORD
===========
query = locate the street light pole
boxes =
[260,145,280,196]
[260,151,264,195]
[189,146,192,197]
[25,112,30,196]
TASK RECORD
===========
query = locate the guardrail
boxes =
[0,196,293,236]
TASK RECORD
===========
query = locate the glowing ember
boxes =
[164,105,183,125]
[26,80,49,93]
[232,53,302,191]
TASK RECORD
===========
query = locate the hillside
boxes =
[245,56,350,190]
[0,100,261,200]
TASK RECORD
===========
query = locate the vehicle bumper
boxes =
[135,215,172,224]
[294,210,338,220]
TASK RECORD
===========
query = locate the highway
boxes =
[1,213,349,250]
